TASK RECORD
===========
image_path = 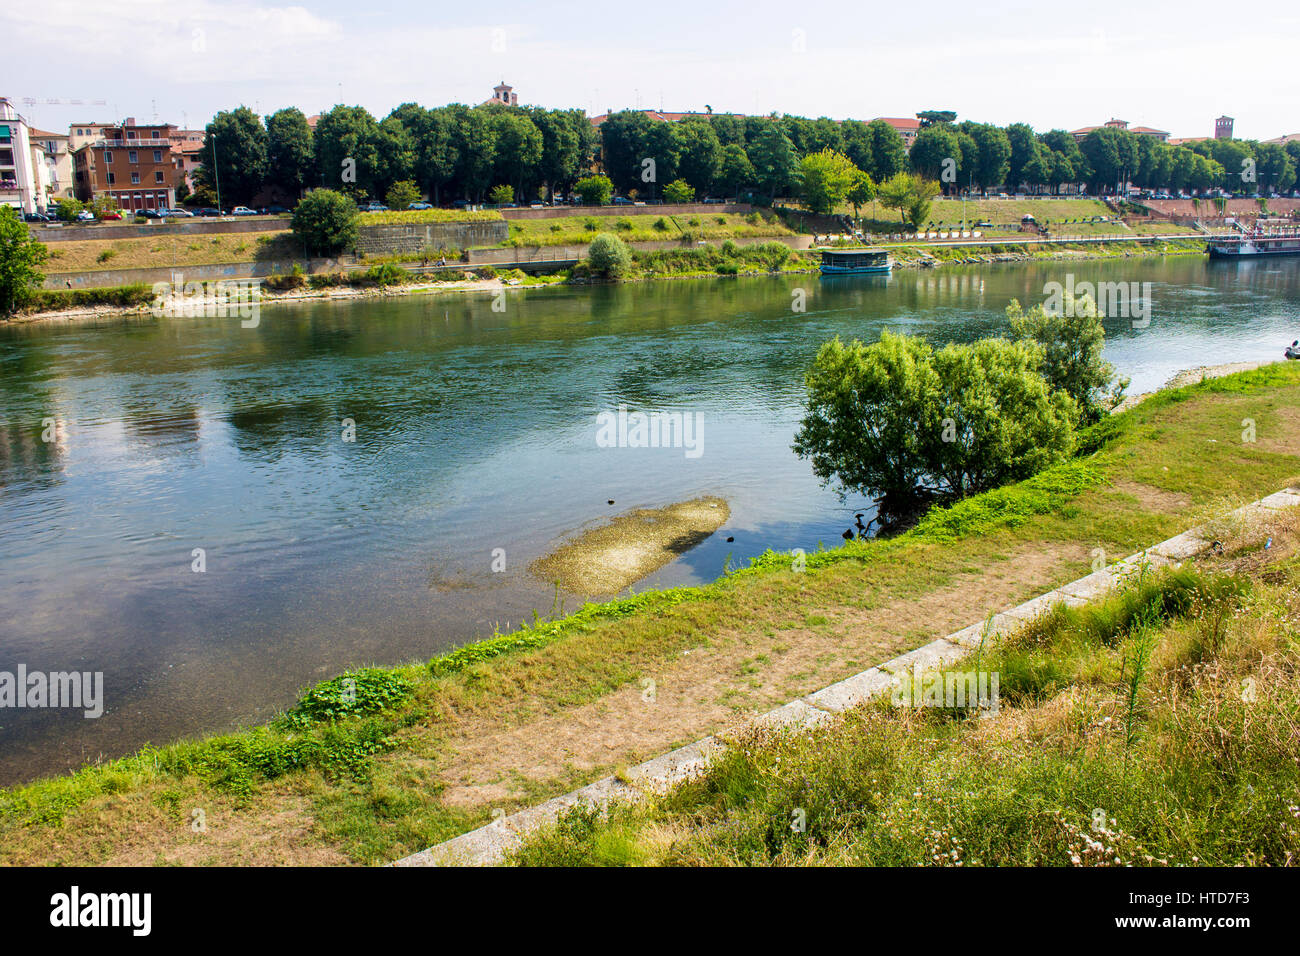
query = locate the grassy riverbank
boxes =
[1,363,1297,865]
[513,552,1300,866]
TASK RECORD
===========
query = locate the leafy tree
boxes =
[529,107,588,200]
[488,184,515,205]
[716,143,756,197]
[1006,123,1038,190]
[1007,297,1125,424]
[916,110,957,128]
[799,149,869,215]
[663,179,695,203]
[197,106,268,206]
[674,117,722,193]
[599,110,660,194]
[575,175,613,205]
[866,120,908,183]
[909,125,964,186]
[451,107,498,202]
[290,189,358,255]
[877,172,939,228]
[1253,143,1296,193]
[489,109,543,199]
[52,198,84,221]
[1079,127,1140,193]
[840,120,876,179]
[313,105,386,199]
[748,123,799,202]
[0,206,48,315]
[386,180,422,209]
[587,232,632,278]
[793,331,1075,514]
[956,122,1011,193]
[266,107,314,199]
[389,103,460,205]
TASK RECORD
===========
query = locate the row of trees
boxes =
[194,100,1300,212]
[195,102,599,208]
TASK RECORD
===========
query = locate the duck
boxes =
[1286,340,1300,360]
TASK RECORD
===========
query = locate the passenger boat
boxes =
[1207,221,1300,258]
[820,248,892,275]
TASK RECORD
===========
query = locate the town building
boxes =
[485,82,518,107]
[871,117,921,149]
[1070,118,1168,142]
[71,118,177,211]
[0,97,39,213]
[29,128,74,207]
[1215,116,1234,140]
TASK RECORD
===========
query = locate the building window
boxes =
[128,151,138,164]
[131,172,140,184]
[126,130,136,140]
[106,172,115,185]
[153,150,162,163]
[104,151,113,163]
[155,171,164,183]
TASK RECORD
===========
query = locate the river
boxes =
[0,254,1296,784]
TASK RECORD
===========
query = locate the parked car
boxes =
[612,196,633,206]
[195,207,223,217]
[230,206,258,216]
[266,205,290,214]
[974,220,994,228]
[358,201,388,212]
[407,201,433,210]
[160,208,193,217]
[701,197,724,204]
[98,210,124,220]
[23,212,51,222]
[76,210,96,222]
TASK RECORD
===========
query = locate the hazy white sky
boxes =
[5,0,1297,139]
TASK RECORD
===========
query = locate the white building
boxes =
[0,97,38,213]
[30,128,74,207]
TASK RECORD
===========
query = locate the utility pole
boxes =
[212,134,223,213]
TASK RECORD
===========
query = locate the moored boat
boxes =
[1207,221,1300,258]
[820,248,892,275]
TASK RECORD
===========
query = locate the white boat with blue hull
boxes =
[820,248,892,275]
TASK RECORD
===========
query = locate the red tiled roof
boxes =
[872,117,920,131]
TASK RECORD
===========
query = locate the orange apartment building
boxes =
[71,118,177,211]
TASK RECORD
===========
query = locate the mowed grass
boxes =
[501,211,794,247]
[1,364,1298,866]
[42,231,296,273]
[511,546,1300,867]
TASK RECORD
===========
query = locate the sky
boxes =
[4,0,1297,140]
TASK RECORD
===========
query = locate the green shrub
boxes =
[587,232,633,279]
[793,331,1078,517]
[280,668,415,728]
[291,189,358,256]
[615,217,633,231]
[574,175,613,206]
[663,179,695,204]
